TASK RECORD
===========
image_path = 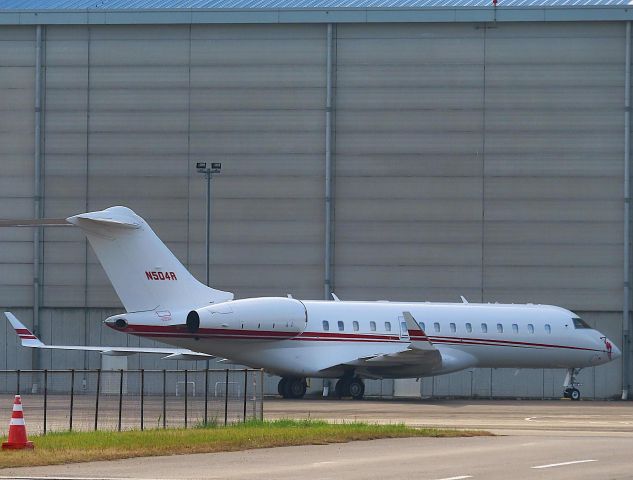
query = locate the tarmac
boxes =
[2,398,632,479]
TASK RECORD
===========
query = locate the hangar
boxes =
[0,0,631,399]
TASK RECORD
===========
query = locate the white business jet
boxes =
[4,206,620,401]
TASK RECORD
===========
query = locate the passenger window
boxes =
[497,323,503,333]
[322,320,329,331]
[370,321,376,332]
[465,322,472,333]
[545,324,551,334]
[385,321,391,332]
[528,324,534,334]
[401,321,408,333]
[450,322,456,333]
[338,321,344,332]
[481,323,488,333]
[434,322,440,333]
[419,321,426,331]
[353,321,359,332]
[512,323,518,334]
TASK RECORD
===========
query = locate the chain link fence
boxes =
[0,369,264,435]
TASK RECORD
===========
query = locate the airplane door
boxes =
[398,316,410,341]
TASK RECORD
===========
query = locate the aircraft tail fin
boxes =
[66,206,233,313]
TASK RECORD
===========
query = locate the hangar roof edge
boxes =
[1,0,629,7]
[3,0,633,24]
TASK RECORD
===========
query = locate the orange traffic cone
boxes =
[2,395,34,450]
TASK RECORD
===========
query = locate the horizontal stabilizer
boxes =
[0,218,70,227]
[4,312,213,360]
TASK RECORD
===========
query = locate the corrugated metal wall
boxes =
[0,21,626,398]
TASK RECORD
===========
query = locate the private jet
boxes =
[4,206,621,401]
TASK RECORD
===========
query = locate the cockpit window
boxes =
[573,317,591,329]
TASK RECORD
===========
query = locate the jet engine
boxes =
[186,297,307,337]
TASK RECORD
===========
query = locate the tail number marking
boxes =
[145,271,177,281]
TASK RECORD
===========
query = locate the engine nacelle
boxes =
[186,297,307,337]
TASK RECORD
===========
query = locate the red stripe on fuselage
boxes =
[119,325,600,352]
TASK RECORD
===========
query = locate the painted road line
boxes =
[434,476,473,480]
[532,459,597,469]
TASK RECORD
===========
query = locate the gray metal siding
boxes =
[334,23,485,302]
[0,27,35,307]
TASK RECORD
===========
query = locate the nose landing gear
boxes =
[562,368,582,401]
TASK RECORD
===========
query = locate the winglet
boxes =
[402,311,435,351]
[402,311,424,334]
[4,312,44,347]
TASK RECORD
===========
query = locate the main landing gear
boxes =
[562,368,582,401]
[278,377,307,399]
[335,377,365,400]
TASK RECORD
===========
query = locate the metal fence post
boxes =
[69,369,75,431]
[140,369,144,431]
[184,369,188,429]
[259,369,264,421]
[252,371,256,420]
[43,369,48,435]
[204,368,209,425]
[16,369,20,395]
[162,369,166,429]
[224,369,229,426]
[95,368,101,431]
[243,369,248,422]
[118,369,123,432]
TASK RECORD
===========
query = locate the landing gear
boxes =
[278,377,307,399]
[335,377,365,400]
[277,378,287,397]
[563,368,582,401]
[348,378,365,400]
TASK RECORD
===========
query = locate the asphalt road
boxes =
[2,399,632,479]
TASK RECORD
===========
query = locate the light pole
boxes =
[196,162,222,286]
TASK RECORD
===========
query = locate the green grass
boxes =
[0,419,490,469]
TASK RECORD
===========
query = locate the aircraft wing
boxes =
[319,311,442,374]
[5,312,214,361]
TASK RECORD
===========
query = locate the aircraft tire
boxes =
[335,379,350,398]
[278,378,288,398]
[285,378,307,399]
[569,388,581,401]
[348,378,365,400]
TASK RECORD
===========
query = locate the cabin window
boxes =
[573,317,591,329]
[497,323,503,333]
[338,321,344,332]
[512,323,518,334]
[545,324,551,334]
[450,322,456,333]
[528,324,534,334]
[481,323,488,333]
[434,322,440,333]
[353,321,359,332]
[465,322,472,333]
[419,321,426,331]
[370,321,376,332]
[322,320,329,331]
[385,321,392,332]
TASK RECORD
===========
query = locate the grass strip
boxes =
[0,419,490,469]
